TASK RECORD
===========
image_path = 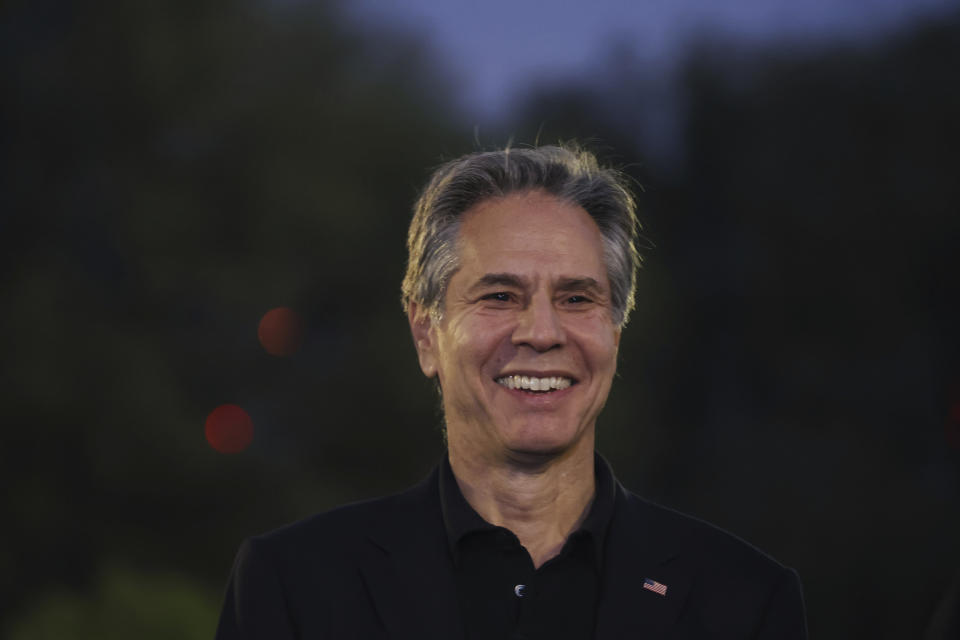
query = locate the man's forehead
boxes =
[456,195,604,249]
[459,190,594,227]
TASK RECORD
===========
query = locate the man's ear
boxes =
[407,301,438,378]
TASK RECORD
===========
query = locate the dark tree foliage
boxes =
[675,21,960,636]
[1,0,462,632]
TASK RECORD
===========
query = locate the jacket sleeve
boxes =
[215,537,298,640]
[755,567,808,640]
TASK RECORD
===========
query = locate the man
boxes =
[216,145,808,639]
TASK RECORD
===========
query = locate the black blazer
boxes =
[216,465,807,639]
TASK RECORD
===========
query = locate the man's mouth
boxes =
[495,375,574,393]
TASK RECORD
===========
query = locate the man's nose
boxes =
[512,296,565,352]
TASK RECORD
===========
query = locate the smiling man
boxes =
[216,145,808,639]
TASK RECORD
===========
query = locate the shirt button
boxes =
[514,584,527,597]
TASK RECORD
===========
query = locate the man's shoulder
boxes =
[606,487,807,637]
[218,470,444,636]
[617,487,795,581]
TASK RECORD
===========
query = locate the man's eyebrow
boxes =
[467,273,529,292]
[555,276,604,293]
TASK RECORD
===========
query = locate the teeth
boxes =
[495,375,573,392]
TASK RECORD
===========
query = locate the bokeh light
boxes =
[257,307,304,357]
[205,404,254,454]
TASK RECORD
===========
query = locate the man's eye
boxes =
[482,292,512,302]
[566,295,591,304]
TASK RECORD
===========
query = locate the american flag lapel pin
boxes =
[642,578,668,596]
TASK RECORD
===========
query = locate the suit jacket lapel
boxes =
[595,484,694,640]
[358,468,465,640]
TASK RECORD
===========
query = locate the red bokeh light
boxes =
[257,307,304,357]
[205,404,254,454]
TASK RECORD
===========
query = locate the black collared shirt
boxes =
[439,455,616,640]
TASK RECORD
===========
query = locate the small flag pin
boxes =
[643,578,668,596]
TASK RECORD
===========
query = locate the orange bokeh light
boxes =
[205,404,254,454]
[257,307,304,357]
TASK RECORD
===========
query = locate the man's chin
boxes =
[501,433,587,468]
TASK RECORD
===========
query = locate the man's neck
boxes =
[448,443,596,569]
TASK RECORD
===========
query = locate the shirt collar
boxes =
[439,452,616,570]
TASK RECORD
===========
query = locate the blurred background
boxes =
[2,0,959,637]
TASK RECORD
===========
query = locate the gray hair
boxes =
[402,144,642,326]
